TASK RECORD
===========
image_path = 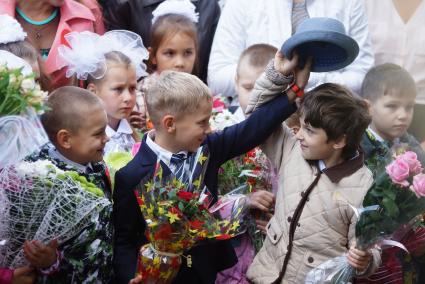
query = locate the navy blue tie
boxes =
[170,153,188,180]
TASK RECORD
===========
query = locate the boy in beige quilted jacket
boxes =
[244,52,381,284]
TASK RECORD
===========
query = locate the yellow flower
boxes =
[144,181,154,192]
[198,153,208,165]
[165,211,180,223]
[231,220,240,231]
[160,270,173,279]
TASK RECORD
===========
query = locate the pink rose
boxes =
[212,97,226,112]
[400,151,423,175]
[411,173,425,197]
[386,159,410,187]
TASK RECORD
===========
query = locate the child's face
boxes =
[94,64,137,124]
[368,90,415,141]
[68,107,109,165]
[235,65,264,112]
[173,99,212,152]
[296,117,340,162]
[153,32,196,74]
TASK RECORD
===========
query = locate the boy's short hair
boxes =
[300,83,371,159]
[361,63,416,102]
[41,86,104,143]
[145,71,212,125]
[236,44,277,75]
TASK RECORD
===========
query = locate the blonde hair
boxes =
[237,44,277,76]
[145,71,211,125]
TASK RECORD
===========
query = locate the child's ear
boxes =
[56,129,72,149]
[162,115,176,133]
[363,99,372,114]
[87,83,98,95]
[333,135,347,150]
[148,47,157,65]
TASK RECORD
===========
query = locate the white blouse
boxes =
[366,0,425,104]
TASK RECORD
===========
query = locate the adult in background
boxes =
[102,0,220,83]
[365,0,425,150]
[0,0,104,91]
[208,0,374,99]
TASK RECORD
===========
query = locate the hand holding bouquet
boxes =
[0,159,110,268]
[306,150,425,284]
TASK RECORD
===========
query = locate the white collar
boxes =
[48,147,93,173]
[367,126,400,145]
[318,151,360,172]
[106,119,133,138]
[367,126,386,143]
[145,131,189,169]
[233,106,246,122]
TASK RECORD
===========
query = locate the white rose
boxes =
[8,74,16,85]
[21,78,36,92]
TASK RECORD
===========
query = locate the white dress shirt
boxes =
[104,119,135,155]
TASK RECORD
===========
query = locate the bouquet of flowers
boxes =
[305,150,425,284]
[0,65,48,167]
[135,147,246,283]
[0,159,111,268]
[210,98,276,252]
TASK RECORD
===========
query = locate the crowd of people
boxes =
[0,0,424,283]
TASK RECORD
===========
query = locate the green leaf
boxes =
[382,197,399,218]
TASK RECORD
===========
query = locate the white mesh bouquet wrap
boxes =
[152,0,199,24]
[58,30,148,80]
[0,109,49,168]
[0,159,111,268]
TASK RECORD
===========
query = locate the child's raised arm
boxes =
[245,51,312,114]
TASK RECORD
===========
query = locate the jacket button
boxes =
[308,257,314,263]
[287,216,292,222]
[297,223,300,227]
[300,191,304,197]
[268,223,271,229]
[273,234,277,240]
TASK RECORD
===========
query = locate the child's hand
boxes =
[129,275,143,284]
[273,51,299,76]
[347,246,371,272]
[23,240,58,269]
[254,212,273,235]
[129,110,147,131]
[294,56,313,90]
[246,190,275,212]
[12,266,36,284]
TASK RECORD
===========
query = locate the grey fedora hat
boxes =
[281,17,359,72]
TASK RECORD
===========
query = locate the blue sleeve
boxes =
[207,94,296,166]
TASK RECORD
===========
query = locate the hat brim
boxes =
[281,30,359,72]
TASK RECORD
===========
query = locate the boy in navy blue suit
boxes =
[114,54,310,284]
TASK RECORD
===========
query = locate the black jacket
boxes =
[102,0,221,82]
[113,94,297,283]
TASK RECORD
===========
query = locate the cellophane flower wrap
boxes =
[0,159,110,268]
[134,146,247,283]
[0,66,49,167]
[210,97,275,252]
[305,150,425,284]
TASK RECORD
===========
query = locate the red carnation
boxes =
[177,191,194,202]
